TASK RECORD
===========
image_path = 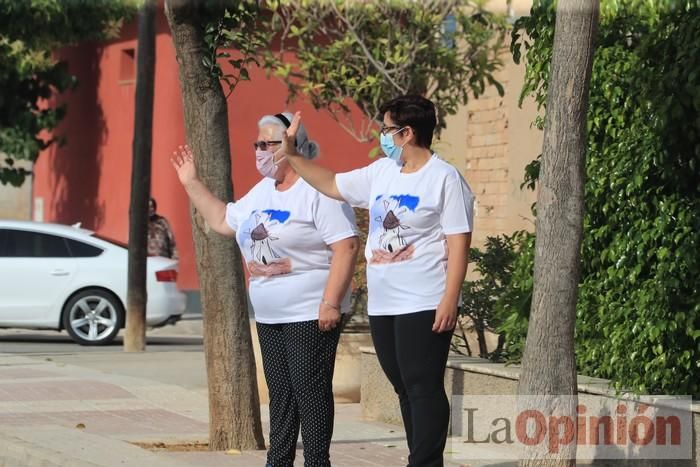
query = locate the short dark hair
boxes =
[378,95,437,149]
[149,197,157,210]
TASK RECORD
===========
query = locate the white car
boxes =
[0,220,186,345]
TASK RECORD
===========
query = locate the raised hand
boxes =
[280,111,303,158]
[170,145,198,186]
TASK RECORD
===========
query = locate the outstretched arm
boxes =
[171,145,235,237]
[280,112,344,201]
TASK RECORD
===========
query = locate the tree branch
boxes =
[329,2,406,94]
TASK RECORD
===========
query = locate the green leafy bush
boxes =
[262,0,506,144]
[457,232,531,360]
[346,208,369,330]
[506,0,700,397]
[0,0,136,186]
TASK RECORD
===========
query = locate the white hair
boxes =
[257,111,319,160]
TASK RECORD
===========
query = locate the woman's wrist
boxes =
[321,298,340,311]
[441,291,460,305]
[183,177,201,191]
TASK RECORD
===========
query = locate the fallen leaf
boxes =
[225,449,241,455]
[75,423,86,430]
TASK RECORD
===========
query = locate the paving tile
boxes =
[0,408,208,436]
[0,380,135,401]
[0,355,491,466]
[162,443,411,467]
[0,368,60,379]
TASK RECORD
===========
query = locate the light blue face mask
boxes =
[380,127,406,164]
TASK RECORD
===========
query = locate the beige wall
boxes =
[485,0,533,16]
[437,52,541,249]
[435,0,541,248]
[0,160,32,220]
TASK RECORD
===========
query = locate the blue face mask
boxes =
[380,128,406,164]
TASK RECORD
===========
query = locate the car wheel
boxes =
[62,289,124,346]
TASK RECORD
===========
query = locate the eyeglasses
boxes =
[253,140,282,151]
[379,125,404,135]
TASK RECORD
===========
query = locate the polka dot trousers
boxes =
[257,319,341,467]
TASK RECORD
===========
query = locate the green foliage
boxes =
[0,0,136,186]
[201,2,269,99]
[258,0,506,143]
[346,208,369,329]
[457,231,530,360]
[493,231,535,363]
[509,0,554,111]
[506,0,700,397]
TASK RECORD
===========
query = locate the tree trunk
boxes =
[125,0,156,353]
[476,325,488,358]
[517,1,598,466]
[494,333,505,360]
[164,0,265,451]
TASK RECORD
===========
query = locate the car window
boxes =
[0,230,6,256]
[91,233,128,249]
[65,238,103,257]
[3,229,71,258]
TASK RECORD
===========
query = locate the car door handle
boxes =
[50,269,70,276]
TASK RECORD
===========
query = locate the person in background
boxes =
[279,95,474,467]
[171,112,359,467]
[148,197,178,259]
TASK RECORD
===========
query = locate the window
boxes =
[92,234,128,250]
[2,230,71,258]
[120,48,135,83]
[0,230,6,256]
[65,238,103,257]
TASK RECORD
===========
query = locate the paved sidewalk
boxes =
[0,353,477,467]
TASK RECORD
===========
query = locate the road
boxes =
[0,329,203,354]
[0,326,208,392]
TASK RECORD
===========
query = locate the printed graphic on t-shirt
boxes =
[241,209,292,277]
[369,194,418,264]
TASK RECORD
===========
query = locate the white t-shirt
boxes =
[225,177,358,324]
[336,154,474,316]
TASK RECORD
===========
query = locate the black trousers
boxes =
[369,310,453,467]
[256,320,341,467]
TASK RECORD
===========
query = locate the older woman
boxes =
[171,112,359,467]
[280,96,474,467]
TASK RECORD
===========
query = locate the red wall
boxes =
[33,10,374,291]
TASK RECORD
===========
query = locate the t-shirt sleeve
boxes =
[225,187,255,232]
[440,170,475,235]
[225,183,260,232]
[335,164,373,209]
[224,201,243,232]
[313,194,359,245]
